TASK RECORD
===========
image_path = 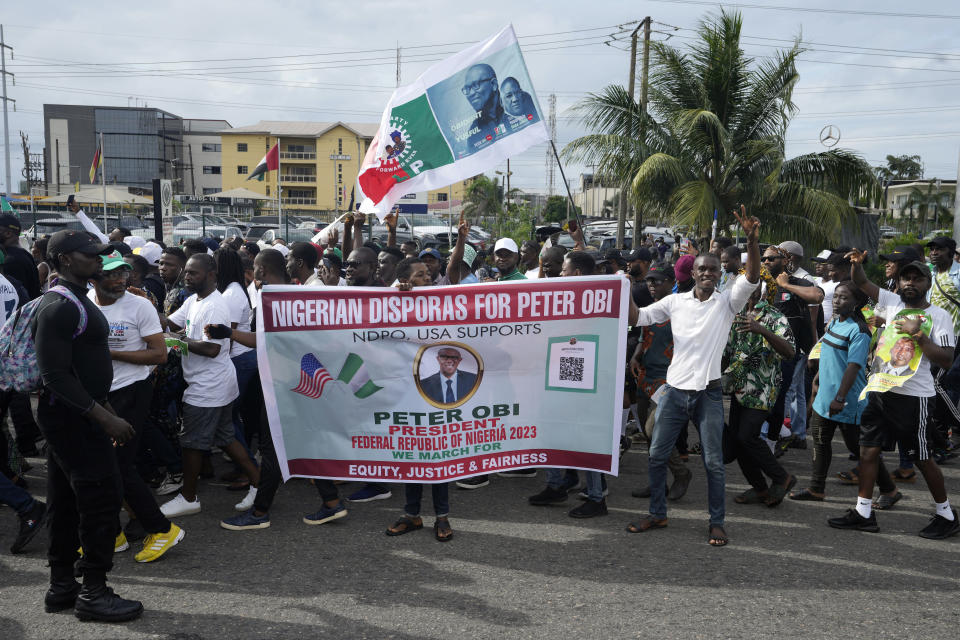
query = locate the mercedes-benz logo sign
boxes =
[161,182,172,208]
[819,125,840,148]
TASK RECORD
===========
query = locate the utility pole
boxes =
[616,18,649,250]
[396,44,401,87]
[632,16,651,248]
[953,145,960,242]
[1,26,15,195]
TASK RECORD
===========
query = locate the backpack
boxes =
[0,285,88,392]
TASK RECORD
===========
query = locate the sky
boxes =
[3,0,960,199]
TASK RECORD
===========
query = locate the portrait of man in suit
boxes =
[419,346,479,406]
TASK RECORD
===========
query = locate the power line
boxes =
[644,0,960,20]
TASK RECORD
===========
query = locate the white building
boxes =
[183,119,231,195]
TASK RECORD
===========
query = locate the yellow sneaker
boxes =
[135,523,184,563]
[78,531,128,556]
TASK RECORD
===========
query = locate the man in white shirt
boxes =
[160,253,260,518]
[89,251,184,562]
[625,208,761,547]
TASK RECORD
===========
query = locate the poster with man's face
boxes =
[425,42,542,159]
[863,309,931,395]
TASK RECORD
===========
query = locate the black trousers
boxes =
[109,378,171,534]
[728,397,789,492]
[253,402,338,512]
[37,391,122,582]
[0,389,42,451]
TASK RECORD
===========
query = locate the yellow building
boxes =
[219,120,474,218]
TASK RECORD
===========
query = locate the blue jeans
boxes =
[0,471,34,514]
[785,353,808,439]
[405,483,449,517]
[231,350,259,464]
[546,468,579,490]
[648,385,726,526]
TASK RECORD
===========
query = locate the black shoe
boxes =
[787,438,807,450]
[619,436,632,459]
[74,584,143,622]
[528,486,568,506]
[569,498,607,518]
[667,470,692,501]
[123,518,147,543]
[827,508,879,532]
[45,578,81,613]
[11,501,47,554]
[17,441,41,457]
[455,476,489,490]
[690,443,703,456]
[497,468,538,478]
[918,509,960,540]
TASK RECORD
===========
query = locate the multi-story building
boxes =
[183,119,231,196]
[220,120,475,218]
[43,104,185,193]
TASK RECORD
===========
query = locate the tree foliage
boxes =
[563,9,877,247]
[876,154,923,181]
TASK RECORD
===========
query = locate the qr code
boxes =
[559,356,585,382]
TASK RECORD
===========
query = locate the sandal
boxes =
[708,525,728,547]
[890,468,917,483]
[873,491,903,510]
[789,488,825,502]
[765,475,797,508]
[385,516,423,536]
[837,469,859,485]
[434,517,453,542]
[734,488,767,504]
[625,516,668,533]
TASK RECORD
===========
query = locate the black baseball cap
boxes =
[603,249,627,267]
[645,264,676,282]
[879,245,922,262]
[926,236,957,252]
[0,213,21,233]
[47,229,111,260]
[624,247,653,262]
[898,260,932,280]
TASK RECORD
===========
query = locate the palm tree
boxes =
[564,9,877,246]
[900,181,953,237]
[462,174,502,226]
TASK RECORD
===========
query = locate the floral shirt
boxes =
[723,301,795,411]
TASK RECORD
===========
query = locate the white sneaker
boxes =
[160,493,201,517]
[234,486,258,512]
[154,472,184,496]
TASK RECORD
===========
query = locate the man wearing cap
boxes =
[673,254,695,293]
[625,207,761,546]
[88,252,184,564]
[830,251,958,539]
[418,248,444,284]
[32,230,143,621]
[926,236,960,337]
[492,238,527,281]
[878,245,922,294]
[0,213,40,300]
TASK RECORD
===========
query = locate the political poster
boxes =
[256,277,628,483]
[859,308,932,399]
[357,25,549,220]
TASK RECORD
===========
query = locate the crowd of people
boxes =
[1,202,959,622]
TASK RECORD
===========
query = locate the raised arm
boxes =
[733,205,760,284]
[385,212,398,248]
[352,213,366,251]
[447,214,469,285]
[845,249,880,302]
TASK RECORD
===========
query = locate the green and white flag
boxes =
[337,353,382,399]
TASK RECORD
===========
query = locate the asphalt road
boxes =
[2,440,959,640]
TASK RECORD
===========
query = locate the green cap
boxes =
[101,250,132,271]
[325,247,343,260]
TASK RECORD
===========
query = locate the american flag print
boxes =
[292,354,333,399]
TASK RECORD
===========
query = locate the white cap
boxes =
[494,238,519,253]
[124,235,146,250]
[274,244,290,257]
[134,241,162,266]
[777,240,803,257]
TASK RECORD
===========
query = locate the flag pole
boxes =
[550,140,583,230]
[276,137,283,230]
[100,131,107,232]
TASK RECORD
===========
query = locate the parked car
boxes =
[256,227,317,249]
[172,224,244,245]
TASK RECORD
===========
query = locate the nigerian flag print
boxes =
[337,353,382,399]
